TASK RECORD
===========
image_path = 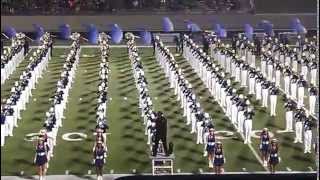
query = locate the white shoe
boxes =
[304,150,308,154]
[293,140,298,143]
[244,141,247,144]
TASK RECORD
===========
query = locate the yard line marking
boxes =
[177,169,181,173]
[65,170,69,175]
[308,166,313,171]
[286,167,292,171]
[241,132,269,171]
[110,169,114,174]
[276,130,291,133]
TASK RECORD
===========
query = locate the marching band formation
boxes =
[126,33,172,158]
[33,32,81,180]
[92,32,110,180]
[0,29,317,177]
[154,36,227,173]
[1,33,26,84]
[1,33,52,147]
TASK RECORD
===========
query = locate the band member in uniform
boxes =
[290,74,298,100]
[34,138,48,180]
[93,141,107,180]
[244,107,254,144]
[206,127,216,169]
[260,128,270,166]
[309,59,317,85]
[269,83,279,116]
[213,141,225,174]
[297,76,307,107]
[268,139,280,174]
[294,108,304,143]
[284,98,296,132]
[283,66,292,95]
[308,84,318,115]
[303,115,313,154]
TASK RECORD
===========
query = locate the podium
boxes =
[150,154,175,175]
[150,140,174,175]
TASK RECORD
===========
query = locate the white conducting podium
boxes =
[150,141,174,175]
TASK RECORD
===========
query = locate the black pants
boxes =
[152,134,168,156]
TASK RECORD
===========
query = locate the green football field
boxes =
[1,46,317,176]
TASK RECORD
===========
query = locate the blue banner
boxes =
[244,24,253,40]
[139,29,152,44]
[110,24,123,44]
[86,24,98,44]
[4,26,17,38]
[162,17,174,32]
[33,24,45,42]
[59,24,71,40]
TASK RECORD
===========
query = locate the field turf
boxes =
[1,47,317,176]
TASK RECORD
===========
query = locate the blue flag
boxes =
[259,20,274,36]
[59,24,71,40]
[139,29,152,44]
[291,18,307,34]
[244,24,253,40]
[4,26,17,38]
[86,24,98,44]
[162,17,174,32]
[33,24,45,42]
[185,20,201,32]
[110,24,123,44]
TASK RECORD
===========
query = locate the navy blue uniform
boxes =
[35,144,48,166]
[94,148,106,167]
[260,132,270,153]
[214,148,224,166]
[268,147,279,165]
[206,134,216,153]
